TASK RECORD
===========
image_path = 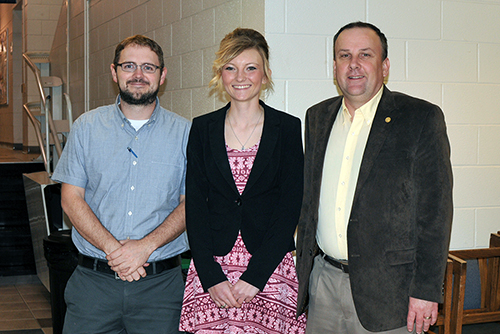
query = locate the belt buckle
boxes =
[115,271,120,280]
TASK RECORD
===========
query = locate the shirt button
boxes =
[128,211,132,216]
[131,186,135,191]
[339,234,342,238]
[133,161,137,165]
[235,198,242,206]
[135,137,138,140]
[346,156,350,160]
[337,207,341,211]
[341,181,345,186]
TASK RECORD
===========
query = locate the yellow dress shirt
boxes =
[317,86,384,260]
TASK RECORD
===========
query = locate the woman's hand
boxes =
[208,281,241,309]
[230,279,259,305]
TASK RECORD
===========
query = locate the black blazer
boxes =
[186,101,304,292]
[296,87,453,331]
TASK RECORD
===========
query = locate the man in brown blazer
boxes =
[296,22,453,334]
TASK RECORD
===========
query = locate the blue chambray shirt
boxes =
[52,96,190,261]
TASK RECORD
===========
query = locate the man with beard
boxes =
[52,35,190,334]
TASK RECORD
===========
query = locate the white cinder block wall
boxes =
[85,0,265,121]
[21,0,498,250]
[264,0,500,249]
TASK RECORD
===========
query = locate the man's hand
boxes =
[407,297,438,333]
[119,269,147,282]
[106,239,153,280]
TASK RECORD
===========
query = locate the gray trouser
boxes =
[63,264,185,334]
[306,255,415,334]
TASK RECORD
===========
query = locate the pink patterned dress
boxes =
[179,142,307,334]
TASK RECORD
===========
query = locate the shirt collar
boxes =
[114,95,160,124]
[341,85,384,126]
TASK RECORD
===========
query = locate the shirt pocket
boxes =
[149,160,183,194]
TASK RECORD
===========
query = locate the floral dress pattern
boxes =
[179,142,307,334]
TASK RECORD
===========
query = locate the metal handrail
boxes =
[64,92,73,127]
[23,53,46,109]
[23,53,64,173]
[23,103,49,173]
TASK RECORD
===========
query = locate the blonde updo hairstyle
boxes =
[209,28,274,101]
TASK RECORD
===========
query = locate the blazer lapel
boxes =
[306,97,342,225]
[354,86,397,196]
[243,104,279,194]
[315,100,343,171]
[208,105,240,194]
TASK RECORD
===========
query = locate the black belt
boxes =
[319,250,349,273]
[78,254,181,279]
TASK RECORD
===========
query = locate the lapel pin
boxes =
[385,117,391,123]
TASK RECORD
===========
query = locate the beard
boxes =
[118,78,159,106]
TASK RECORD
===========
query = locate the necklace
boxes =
[227,108,263,150]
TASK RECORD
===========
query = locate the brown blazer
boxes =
[296,86,453,331]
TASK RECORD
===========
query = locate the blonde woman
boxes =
[179,28,307,333]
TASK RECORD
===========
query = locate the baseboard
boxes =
[25,146,41,154]
[0,142,18,149]
[0,142,37,152]
[0,274,41,286]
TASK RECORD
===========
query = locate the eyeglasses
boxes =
[116,62,161,74]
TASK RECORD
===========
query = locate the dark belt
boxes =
[78,254,181,279]
[319,250,349,273]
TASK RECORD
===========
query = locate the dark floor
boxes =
[0,331,43,334]
[462,322,500,334]
[431,322,500,334]
[0,278,52,333]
